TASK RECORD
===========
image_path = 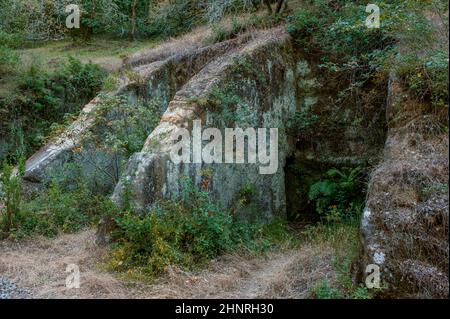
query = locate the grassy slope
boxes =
[0,37,161,96]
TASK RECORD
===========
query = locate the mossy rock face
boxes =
[360,72,449,299]
[110,28,387,222]
[284,54,388,222]
[20,36,246,195]
[111,28,298,220]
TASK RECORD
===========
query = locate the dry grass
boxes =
[123,10,282,68]
[365,112,449,298]
[0,227,342,299]
[125,26,212,67]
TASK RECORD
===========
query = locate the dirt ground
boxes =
[0,229,337,299]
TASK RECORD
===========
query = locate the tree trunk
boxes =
[130,0,137,41]
[275,0,285,14]
[263,0,272,15]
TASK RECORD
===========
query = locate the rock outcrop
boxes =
[112,28,298,218]
[22,34,253,194]
[360,72,449,298]
[22,27,301,220]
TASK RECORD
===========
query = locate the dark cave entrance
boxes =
[284,153,370,224]
[284,155,323,223]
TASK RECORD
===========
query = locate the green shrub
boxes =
[147,0,206,38]
[286,1,448,113]
[395,51,449,108]
[93,94,161,158]
[286,7,321,41]
[0,31,24,49]
[10,179,112,239]
[308,167,364,223]
[284,1,388,127]
[310,279,343,299]
[107,179,294,278]
[288,109,320,134]
[0,57,106,163]
[0,158,25,237]
[0,45,20,76]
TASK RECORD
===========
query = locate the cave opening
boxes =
[284,154,370,225]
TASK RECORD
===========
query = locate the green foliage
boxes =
[0,158,25,237]
[0,31,24,49]
[351,285,372,299]
[232,56,267,85]
[8,178,112,239]
[308,167,364,223]
[286,0,448,111]
[107,179,294,278]
[285,7,321,39]
[146,0,205,38]
[0,30,21,76]
[192,85,255,127]
[288,109,320,134]
[206,0,255,23]
[311,279,343,299]
[94,94,160,157]
[204,85,242,113]
[0,45,20,76]
[69,94,161,190]
[0,57,105,163]
[238,183,256,206]
[207,24,229,44]
[304,221,373,299]
[287,1,393,100]
[394,50,449,108]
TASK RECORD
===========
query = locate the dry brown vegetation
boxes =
[0,228,342,299]
[363,86,449,298]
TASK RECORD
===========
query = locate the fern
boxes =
[308,167,363,222]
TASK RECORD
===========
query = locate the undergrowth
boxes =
[286,0,448,114]
[106,179,296,280]
[0,56,106,163]
[304,221,372,299]
[0,169,112,240]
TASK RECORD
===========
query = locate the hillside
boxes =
[0,0,448,300]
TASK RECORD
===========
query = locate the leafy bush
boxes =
[0,158,25,237]
[0,31,24,49]
[146,0,206,38]
[93,94,161,158]
[65,94,162,192]
[308,167,364,223]
[8,178,112,239]
[395,51,449,108]
[287,1,448,113]
[311,279,343,299]
[0,57,105,163]
[0,45,20,76]
[107,179,293,278]
[285,7,321,40]
[288,109,320,134]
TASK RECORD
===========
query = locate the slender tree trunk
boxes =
[263,0,272,15]
[275,0,285,14]
[130,0,137,41]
